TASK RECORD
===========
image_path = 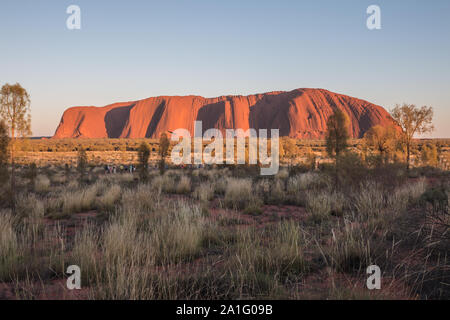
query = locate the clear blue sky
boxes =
[1,0,449,137]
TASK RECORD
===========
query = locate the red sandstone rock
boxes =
[53,88,397,139]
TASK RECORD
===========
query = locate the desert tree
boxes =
[0,83,31,212]
[390,104,434,170]
[326,109,350,188]
[0,121,10,206]
[77,147,88,182]
[137,142,150,181]
[326,109,350,159]
[0,120,10,184]
[364,125,398,164]
[158,132,170,174]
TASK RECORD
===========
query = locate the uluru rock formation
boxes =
[53,88,397,139]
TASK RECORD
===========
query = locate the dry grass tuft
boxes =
[176,175,191,194]
[224,178,256,210]
[34,175,50,193]
[194,182,214,202]
[97,185,122,212]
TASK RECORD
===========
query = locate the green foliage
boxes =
[137,142,150,180]
[326,109,350,159]
[158,133,170,175]
[0,120,9,182]
[325,109,351,189]
[77,147,88,181]
[159,133,170,159]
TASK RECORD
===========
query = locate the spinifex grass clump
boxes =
[224,178,260,210]
[97,184,122,213]
[227,221,309,298]
[193,182,214,202]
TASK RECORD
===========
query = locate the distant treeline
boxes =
[18,137,450,153]
[19,138,161,152]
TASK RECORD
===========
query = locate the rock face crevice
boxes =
[53,88,397,139]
